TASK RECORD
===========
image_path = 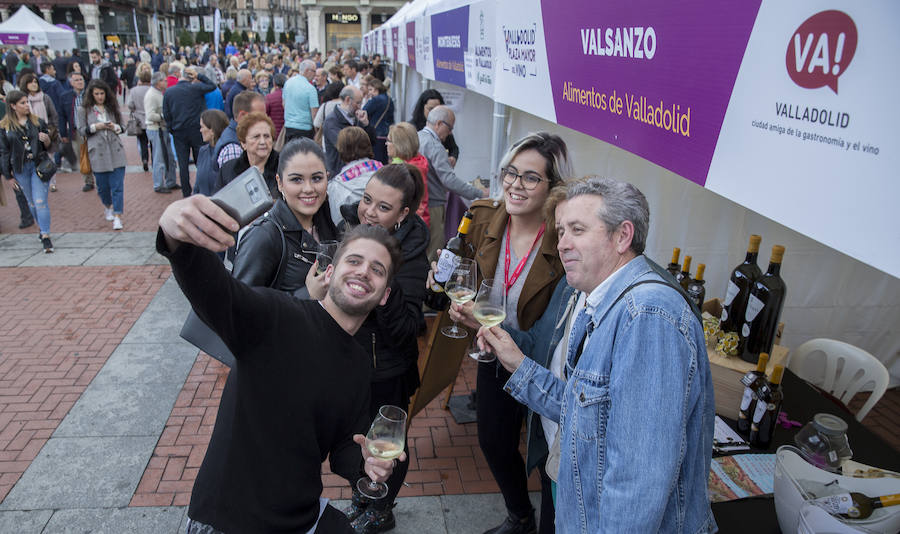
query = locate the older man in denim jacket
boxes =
[479,177,717,533]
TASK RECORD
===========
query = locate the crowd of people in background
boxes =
[1,38,718,534]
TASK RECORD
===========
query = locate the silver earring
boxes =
[393,221,401,232]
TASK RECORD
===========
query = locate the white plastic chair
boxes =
[787,338,889,422]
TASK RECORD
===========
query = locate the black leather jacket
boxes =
[0,118,49,179]
[343,204,430,383]
[231,198,338,293]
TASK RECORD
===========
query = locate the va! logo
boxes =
[785,10,857,94]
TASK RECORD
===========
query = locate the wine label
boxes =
[433,250,461,284]
[752,397,767,423]
[744,294,764,322]
[740,387,754,410]
[812,493,853,515]
[723,281,740,306]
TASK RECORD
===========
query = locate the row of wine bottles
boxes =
[667,235,787,363]
[665,249,707,308]
[736,353,785,449]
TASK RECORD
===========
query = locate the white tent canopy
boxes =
[0,6,76,51]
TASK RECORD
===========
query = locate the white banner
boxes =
[227,18,235,32]
[203,15,213,32]
[260,16,270,33]
[213,9,221,50]
[189,16,200,33]
[464,1,494,97]
[274,16,284,33]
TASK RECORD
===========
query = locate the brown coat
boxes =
[466,198,564,331]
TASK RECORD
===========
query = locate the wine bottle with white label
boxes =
[425,211,475,310]
[720,235,762,335]
[737,352,768,436]
[741,245,786,363]
[677,255,692,290]
[666,247,682,280]
[749,364,783,449]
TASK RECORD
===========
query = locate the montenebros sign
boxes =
[366,0,900,277]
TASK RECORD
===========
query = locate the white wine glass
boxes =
[442,258,477,339]
[469,278,506,363]
[316,240,340,274]
[357,405,408,500]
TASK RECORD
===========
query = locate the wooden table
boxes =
[711,369,899,533]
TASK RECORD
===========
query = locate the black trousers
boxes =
[477,361,555,533]
[171,128,203,197]
[285,127,315,143]
[136,130,150,164]
[367,372,413,511]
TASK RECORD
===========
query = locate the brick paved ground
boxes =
[0,264,170,502]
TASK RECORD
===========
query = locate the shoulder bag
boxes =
[35,152,57,182]
[179,218,287,367]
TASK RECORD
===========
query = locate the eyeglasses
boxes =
[439,120,454,133]
[501,167,547,190]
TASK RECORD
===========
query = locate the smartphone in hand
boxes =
[209,166,273,229]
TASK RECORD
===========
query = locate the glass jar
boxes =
[794,413,853,473]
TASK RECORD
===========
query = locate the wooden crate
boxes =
[702,299,789,419]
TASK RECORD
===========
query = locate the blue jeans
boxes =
[94,166,126,214]
[148,129,176,189]
[14,161,50,234]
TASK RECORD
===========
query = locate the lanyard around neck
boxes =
[504,217,545,295]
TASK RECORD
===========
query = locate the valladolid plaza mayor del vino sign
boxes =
[365,0,899,279]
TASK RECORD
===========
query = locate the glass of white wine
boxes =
[357,405,407,499]
[441,258,477,339]
[469,278,506,363]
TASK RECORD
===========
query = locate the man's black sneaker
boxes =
[19,219,35,229]
[154,186,172,194]
[350,507,396,533]
[342,488,370,523]
[82,183,94,192]
[41,236,54,253]
[482,512,537,534]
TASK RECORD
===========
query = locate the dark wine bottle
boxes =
[425,212,475,311]
[737,352,768,436]
[741,245,787,363]
[686,263,706,308]
[677,255,692,290]
[749,364,784,449]
[720,235,762,334]
[666,247,682,280]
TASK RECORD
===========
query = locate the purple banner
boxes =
[431,6,469,87]
[392,26,399,60]
[406,22,416,70]
[0,33,29,45]
[381,28,388,56]
[542,0,761,186]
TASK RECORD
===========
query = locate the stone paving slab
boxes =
[42,506,186,534]
[84,247,163,266]
[0,248,38,266]
[52,379,183,438]
[92,342,199,386]
[106,231,158,249]
[441,492,542,534]
[0,436,158,510]
[51,232,116,249]
[120,276,192,346]
[18,247,97,267]
[0,510,53,532]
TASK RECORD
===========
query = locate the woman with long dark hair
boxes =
[18,72,59,191]
[310,163,428,533]
[78,79,127,230]
[230,138,338,292]
[411,88,459,166]
[195,109,229,196]
[0,90,55,252]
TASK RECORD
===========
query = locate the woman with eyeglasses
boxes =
[230,138,338,293]
[429,132,573,534]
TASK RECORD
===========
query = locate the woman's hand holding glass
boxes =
[441,258,477,339]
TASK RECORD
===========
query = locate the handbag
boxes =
[273,125,287,152]
[35,152,57,182]
[126,114,142,136]
[179,218,287,367]
[79,139,91,175]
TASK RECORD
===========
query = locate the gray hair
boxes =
[167,63,182,75]
[339,85,358,101]
[499,132,573,188]
[298,59,316,73]
[151,72,166,86]
[426,105,453,126]
[565,177,650,255]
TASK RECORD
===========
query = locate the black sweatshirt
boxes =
[158,232,370,533]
